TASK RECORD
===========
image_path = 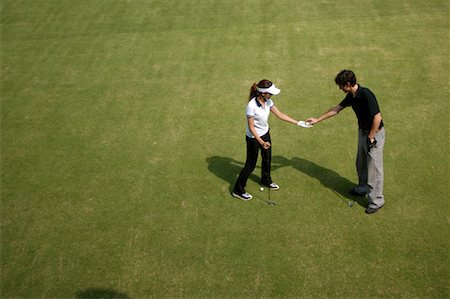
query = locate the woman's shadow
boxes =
[206,155,366,207]
[205,156,260,193]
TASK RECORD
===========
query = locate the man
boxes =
[307,70,385,214]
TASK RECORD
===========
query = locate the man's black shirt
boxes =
[339,85,383,131]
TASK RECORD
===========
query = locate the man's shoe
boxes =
[349,187,367,196]
[365,204,384,214]
[232,192,252,201]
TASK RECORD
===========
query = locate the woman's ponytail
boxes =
[249,83,258,101]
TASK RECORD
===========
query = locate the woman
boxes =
[232,79,304,201]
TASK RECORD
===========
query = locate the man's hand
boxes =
[367,137,377,151]
[306,117,318,125]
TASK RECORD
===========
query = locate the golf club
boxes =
[260,186,277,206]
[267,186,277,205]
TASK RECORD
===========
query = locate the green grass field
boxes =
[1,0,449,298]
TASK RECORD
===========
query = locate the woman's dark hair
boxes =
[249,79,272,100]
[335,70,357,87]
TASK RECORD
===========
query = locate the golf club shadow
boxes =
[75,288,130,299]
[205,156,263,193]
[272,156,366,207]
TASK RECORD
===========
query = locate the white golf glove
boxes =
[297,120,313,128]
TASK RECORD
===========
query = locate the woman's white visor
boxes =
[256,84,281,95]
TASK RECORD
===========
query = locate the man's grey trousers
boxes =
[356,127,385,208]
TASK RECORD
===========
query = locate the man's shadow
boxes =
[206,155,366,207]
[272,156,366,207]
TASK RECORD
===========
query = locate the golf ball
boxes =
[260,187,264,191]
[348,202,353,207]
